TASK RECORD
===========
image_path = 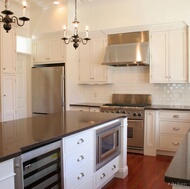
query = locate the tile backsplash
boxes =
[82,66,190,106]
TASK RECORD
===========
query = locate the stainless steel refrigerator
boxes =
[32,63,65,115]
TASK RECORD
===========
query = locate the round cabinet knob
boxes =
[133,112,137,117]
[138,113,142,117]
[100,173,106,179]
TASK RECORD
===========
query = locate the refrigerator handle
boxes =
[61,74,64,107]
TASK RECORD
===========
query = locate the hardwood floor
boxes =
[103,153,173,189]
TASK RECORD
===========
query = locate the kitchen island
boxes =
[0,111,128,189]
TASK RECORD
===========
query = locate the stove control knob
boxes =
[133,112,137,117]
[138,113,143,117]
[121,111,126,114]
[116,110,120,113]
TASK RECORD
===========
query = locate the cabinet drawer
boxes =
[64,147,93,174]
[65,162,93,189]
[0,159,14,179]
[63,130,93,154]
[0,176,15,189]
[95,156,119,188]
[158,135,184,151]
[76,176,94,189]
[159,111,190,120]
[159,121,190,135]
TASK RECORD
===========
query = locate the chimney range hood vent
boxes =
[102,31,149,67]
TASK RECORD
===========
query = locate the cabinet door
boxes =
[92,37,108,82]
[150,31,168,83]
[78,42,91,82]
[168,29,187,82]
[2,75,16,121]
[34,39,65,63]
[49,39,65,62]
[34,40,47,62]
[144,110,157,156]
[1,28,16,74]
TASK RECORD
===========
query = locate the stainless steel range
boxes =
[100,94,152,154]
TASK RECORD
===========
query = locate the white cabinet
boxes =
[158,110,190,152]
[1,28,16,74]
[95,156,119,188]
[2,75,16,121]
[33,38,66,63]
[0,27,17,122]
[62,130,94,189]
[144,110,158,156]
[70,105,100,112]
[0,159,15,189]
[78,37,113,84]
[150,23,188,83]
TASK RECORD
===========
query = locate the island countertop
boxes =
[165,129,190,186]
[0,111,126,162]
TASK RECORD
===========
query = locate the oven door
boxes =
[127,119,144,153]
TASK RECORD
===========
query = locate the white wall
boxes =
[29,0,190,107]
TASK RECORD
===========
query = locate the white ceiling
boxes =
[27,0,104,9]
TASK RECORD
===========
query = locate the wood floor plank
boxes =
[103,153,173,189]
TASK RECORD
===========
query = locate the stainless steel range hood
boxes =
[102,31,149,67]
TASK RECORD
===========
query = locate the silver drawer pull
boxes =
[172,142,179,146]
[77,173,84,180]
[77,138,84,144]
[173,127,180,131]
[112,165,116,170]
[173,115,179,118]
[100,173,106,179]
[77,155,84,162]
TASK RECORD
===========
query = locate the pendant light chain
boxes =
[74,0,77,22]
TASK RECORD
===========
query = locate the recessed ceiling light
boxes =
[53,1,60,5]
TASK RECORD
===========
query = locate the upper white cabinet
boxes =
[1,28,16,74]
[150,23,188,83]
[78,37,113,84]
[33,38,66,63]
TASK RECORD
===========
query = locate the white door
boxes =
[92,37,108,82]
[1,28,16,74]
[168,29,187,82]
[2,75,16,121]
[150,31,168,83]
[16,54,28,119]
[78,42,91,82]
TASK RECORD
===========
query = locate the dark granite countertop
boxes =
[145,105,190,111]
[0,111,125,163]
[70,103,104,108]
[165,129,190,186]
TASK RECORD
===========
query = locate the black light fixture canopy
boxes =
[61,0,90,49]
[0,0,30,33]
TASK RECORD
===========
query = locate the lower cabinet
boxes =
[95,156,119,188]
[70,105,100,112]
[62,120,126,189]
[62,129,94,189]
[145,109,190,156]
[157,110,190,153]
[0,159,15,189]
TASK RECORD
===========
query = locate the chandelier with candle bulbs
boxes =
[61,0,90,49]
[0,0,30,33]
